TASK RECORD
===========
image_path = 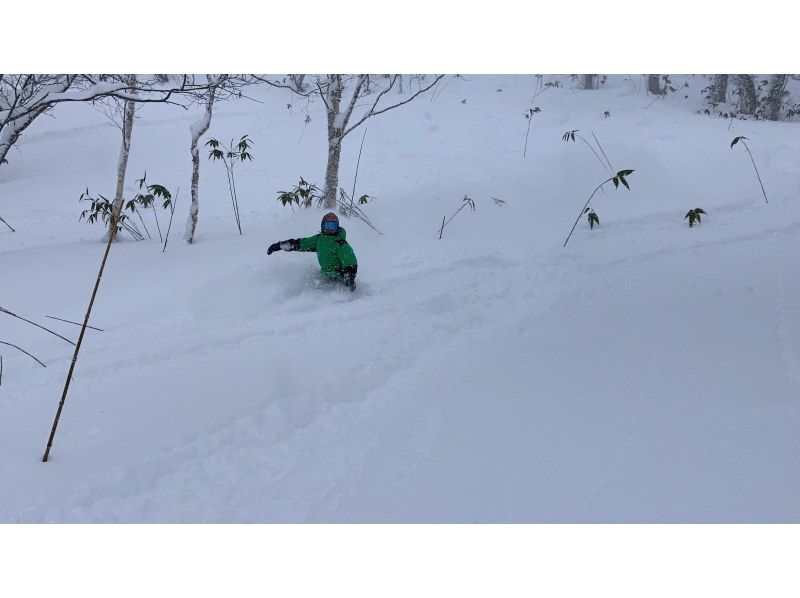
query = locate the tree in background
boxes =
[709,75,729,105]
[184,75,251,244]
[647,75,665,95]
[258,74,443,209]
[581,75,597,90]
[0,75,73,166]
[734,75,758,116]
[101,75,138,242]
[763,74,788,121]
[0,75,209,168]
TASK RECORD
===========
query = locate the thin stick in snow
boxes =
[45,316,104,332]
[298,115,311,145]
[229,162,242,234]
[0,341,46,368]
[563,170,633,248]
[221,161,238,232]
[523,117,533,158]
[732,137,768,204]
[151,201,163,243]
[579,135,611,175]
[336,189,382,234]
[564,130,611,176]
[349,128,368,216]
[439,196,476,239]
[162,186,179,252]
[137,211,152,239]
[43,216,116,462]
[0,216,15,232]
[219,152,242,235]
[0,307,76,345]
[590,131,614,172]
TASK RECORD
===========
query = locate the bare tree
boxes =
[709,74,729,104]
[0,74,210,167]
[258,74,443,208]
[581,75,597,90]
[184,75,250,244]
[93,75,241,242]
[289,75,307,92]
[185,76,222,244]
[105,75,137,242]
[1,75,73,166]
[764,74,788,121]
[734,75,758,116]
[647,75,665,96]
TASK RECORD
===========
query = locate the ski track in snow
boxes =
[3,249,523,522]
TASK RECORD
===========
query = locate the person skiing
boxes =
[267,212,358,291]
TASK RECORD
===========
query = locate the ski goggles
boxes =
[321,221,339,233]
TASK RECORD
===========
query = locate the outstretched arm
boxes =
[267,239,299,254]
[267,235,319,255]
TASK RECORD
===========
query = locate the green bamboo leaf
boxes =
[731,136,747,148]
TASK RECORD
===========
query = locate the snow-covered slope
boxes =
[1,75,798,522]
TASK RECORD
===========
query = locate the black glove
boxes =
[341,265,357,292]
[267,239,300,255]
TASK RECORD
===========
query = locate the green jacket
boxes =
[297,227,358,280]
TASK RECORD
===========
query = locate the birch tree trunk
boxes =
[710,74,729,104]
[106,75,137,243]
[184,86,217,244]
[312,73,439,211]
[322,75,343,209]
[647,75,665,95]
[765,74,788,121]
[735,75,758,115]
[323,138,342,209]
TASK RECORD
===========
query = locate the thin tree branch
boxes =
[252,75,316,98]
[46,315,104,332]
[341,75,398,138]
[316,78,331,111]
[0,341,46,367]
[342,74,443,138]
[0,306,76,345]
[340,75,368,132]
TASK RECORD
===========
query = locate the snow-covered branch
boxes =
[0,75,238,166]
